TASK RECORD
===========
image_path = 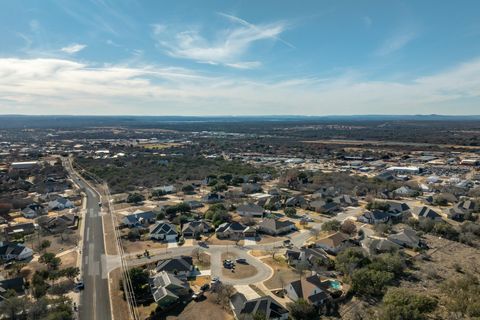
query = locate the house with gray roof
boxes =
[155,256,194,278]
[216,222,256,240]
[258,218,295,236]
[412,206,442,221]
[150,221,178,241]
[357,210,390,224]
[182,220,213,238]
[237,203,264,218]
[122,210,156,228]
[361,237,401,255]
[150,271,190,308]
[0,242,33,261]
[230,293,288,320]
[387,228,421,248]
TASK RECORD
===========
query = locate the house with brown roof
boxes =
[315,232,351,254]
[285,275,331,306]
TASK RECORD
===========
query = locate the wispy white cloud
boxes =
[61,43,87,54]
[362,16,372,28]
[376,31,417,56]
[152,13,291,69]
[1,57,480,115]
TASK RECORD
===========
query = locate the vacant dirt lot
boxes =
[110,268,130,320]
[164,292,233,320]
[60,251,78,268]
[120,239,167,254]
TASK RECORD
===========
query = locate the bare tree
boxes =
[310,228,320,240]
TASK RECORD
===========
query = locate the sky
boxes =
[1,0,480,116]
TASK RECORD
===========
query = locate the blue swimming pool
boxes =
[329,280,342,290]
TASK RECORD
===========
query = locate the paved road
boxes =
[64,159,112,320]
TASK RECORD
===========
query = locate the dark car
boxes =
[200,284,210,292]
[235,258,247,264]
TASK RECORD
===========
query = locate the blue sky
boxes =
[1,0,480,115]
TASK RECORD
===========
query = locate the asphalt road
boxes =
[64,159,112,320]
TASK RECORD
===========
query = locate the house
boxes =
[447,207,466,221]
[48,197,74,210]
[333,195,358,207]
[0,242,33,261]
[230,293,289,320]
[122,210,157,228]
[4,222,36,239]
[154,185,176,194]
[357,210,390,224]
[182,220,213,238]
[37,213,78,234]
[258,218,296,236]
[21,203,45,219]
[309,200,340,214]
[202,192,225,204]
[412,206,442,220]
[184,200,204,209]
[361,237,401,255]
[155,256,194,278]
[285,247,329,269]
[285,196,308,208]
[387,228,421,249]
[0,277,27,301]
[384,201,411,220]
[455,200,478,213]
[375,171,396,182]
[393,186,418,197]
[150,221,178,241]
[237,203,264,218]
[216,222,256,239]
[285,275,331,306]
[315,232,351,254]
[150,271,190,308]
[241,183,262,194]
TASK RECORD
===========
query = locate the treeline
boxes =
[75,155,268,193]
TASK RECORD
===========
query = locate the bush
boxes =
[284,207,297,217]
[286,299,318,320]
[321,220,341,232]
[351,268,395,297]
[379,288,437,320]
[127,193,145,204]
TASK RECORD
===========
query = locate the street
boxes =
[64,159,112,320]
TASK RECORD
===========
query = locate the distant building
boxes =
[10,161,38,170]
[237,203,264,218]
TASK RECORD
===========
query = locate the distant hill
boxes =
[0,114,480,128]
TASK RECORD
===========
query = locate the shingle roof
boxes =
[259,218,295,231]
[156,256,193,273]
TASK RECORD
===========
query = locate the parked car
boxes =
[200,284,210,292]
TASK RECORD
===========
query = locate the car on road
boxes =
[235,258,247,264]
[211,277,219,284]
[74,281,85,292]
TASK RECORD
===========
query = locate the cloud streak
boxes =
[1,57,480,115]
[61,43,87,54]
[152,13,291,69]
[376,31,416,56]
